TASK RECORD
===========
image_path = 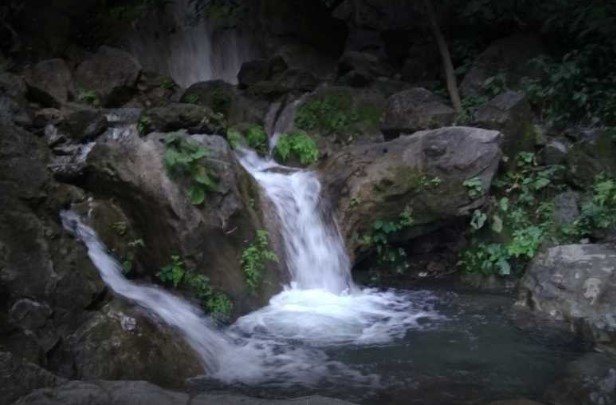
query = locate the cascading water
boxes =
[62,134,438,387]
[125,0,257,87]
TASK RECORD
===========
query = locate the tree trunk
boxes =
[421,0,462,114]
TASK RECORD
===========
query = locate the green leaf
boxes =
[491,214,504,233]
[188,186,206,205]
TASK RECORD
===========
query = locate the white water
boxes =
[62,143,438,386]
[126,0,257,87]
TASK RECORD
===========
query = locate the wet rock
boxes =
[238,59,271,88]
[139,103,225,135]
[566,129,616,188]
[544,352,616,405]
[338,51,390,87]
[13,380,189,405]
[0,72,28,100]
[248,69,320,99]
[544,139,569,165]
[0,95,32,127]
[75,46,142,107]
[461,33,545,97]
[518,244,616,349]
[66,301,202,388]
[57,105,108,142]
[552,191,580,227]
[129,71,178,108]
[380,88,455,139]
[24,59,74,107]
[475,91,535,158]
[180,80,237,117]
[488,400,545,405]
[321,126,502,254]
[83,131,282,312]
[0,351,62,405]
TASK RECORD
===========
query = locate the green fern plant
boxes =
[241,230,278,291]
[274,131,320,165]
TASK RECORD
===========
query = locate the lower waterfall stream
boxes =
[61,144,584,403]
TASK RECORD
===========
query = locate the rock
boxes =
[517,244,616,349]
[332,0,421,31]
[553,191,581,227]
[544,352,616,405]
[0,351,62,405]
[567,129,616,188]
[544,139,569,165]
[13,380,189,405]
[24,59,74,107]
[66,301,202,388]
[248,69,320,99]
[129,71,178,108]
[337,51,390,87]
[0,95,32,127]
[475,91,535,158]
[0,72,27,100]
[488,400,545,405]
[238,59,271,88]
[461,33,545,97]
[380,88,456,139]
[180,80,237,117]
[321,126,502,254]
[139,103,225,135]
[57,105,108,142]
[75,46,142,107]
[83,132,283,312]
[191,394,356,405]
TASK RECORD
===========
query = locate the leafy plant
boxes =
[158,255,232,320]
[240,230,278,291]
[358,208,414,274]
[184,93,200,105]
[164,134,217,205]
[78,89,101,107]
[572,175,616,234]
[137,115,151,135]
[226,129,245,150]
[245,125,269,155]
[463,177,484,198]
[274,131,320,165]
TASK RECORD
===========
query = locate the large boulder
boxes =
[380,88,456,139]
[0,351,62,405]
[475,91,535,159]
[337,51,391,87]
[75,46,142,107]
[24,59,75,107]
[83,131,284,312]
[461,33,544,97]
[0,73,31,126]
[237,59,272,88]
[544,352,616,405]
[139,103,225,135]
[566,129,616,188]
[517,244,616,349]
[321,126,502,254]
[65,301,201,388]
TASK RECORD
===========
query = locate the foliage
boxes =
[463,177,484,199]
[163,134,217,206]
[240,230,278,291]
[294,92,381,139]
[358,208,414,274]
[459,152,563,276]
[190,0,246,29]
[78,89,101,107]
[571,175,616,235]
[184,93,200,105]
[274,131,320,165]
[157,255,232,320]
[226,129,245,150]
[245,125,269,155]
[522,48,616,127]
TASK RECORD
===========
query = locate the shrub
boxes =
[241,230,278,291]
[245,125,269,155]
[157,255,233,320]
[274,131,320,165]
[164,134,217,205]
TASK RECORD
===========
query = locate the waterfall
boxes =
[125,0,257,87]
[62,143,437,385]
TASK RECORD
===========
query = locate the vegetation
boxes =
[274,131,320,165]
[240,230,278,291]
[245,125,269,155]
[295,92,381,139]
[163,134,217,206]
[358,209,415,274]
[158,255,232,320]
[77,88,101,107]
